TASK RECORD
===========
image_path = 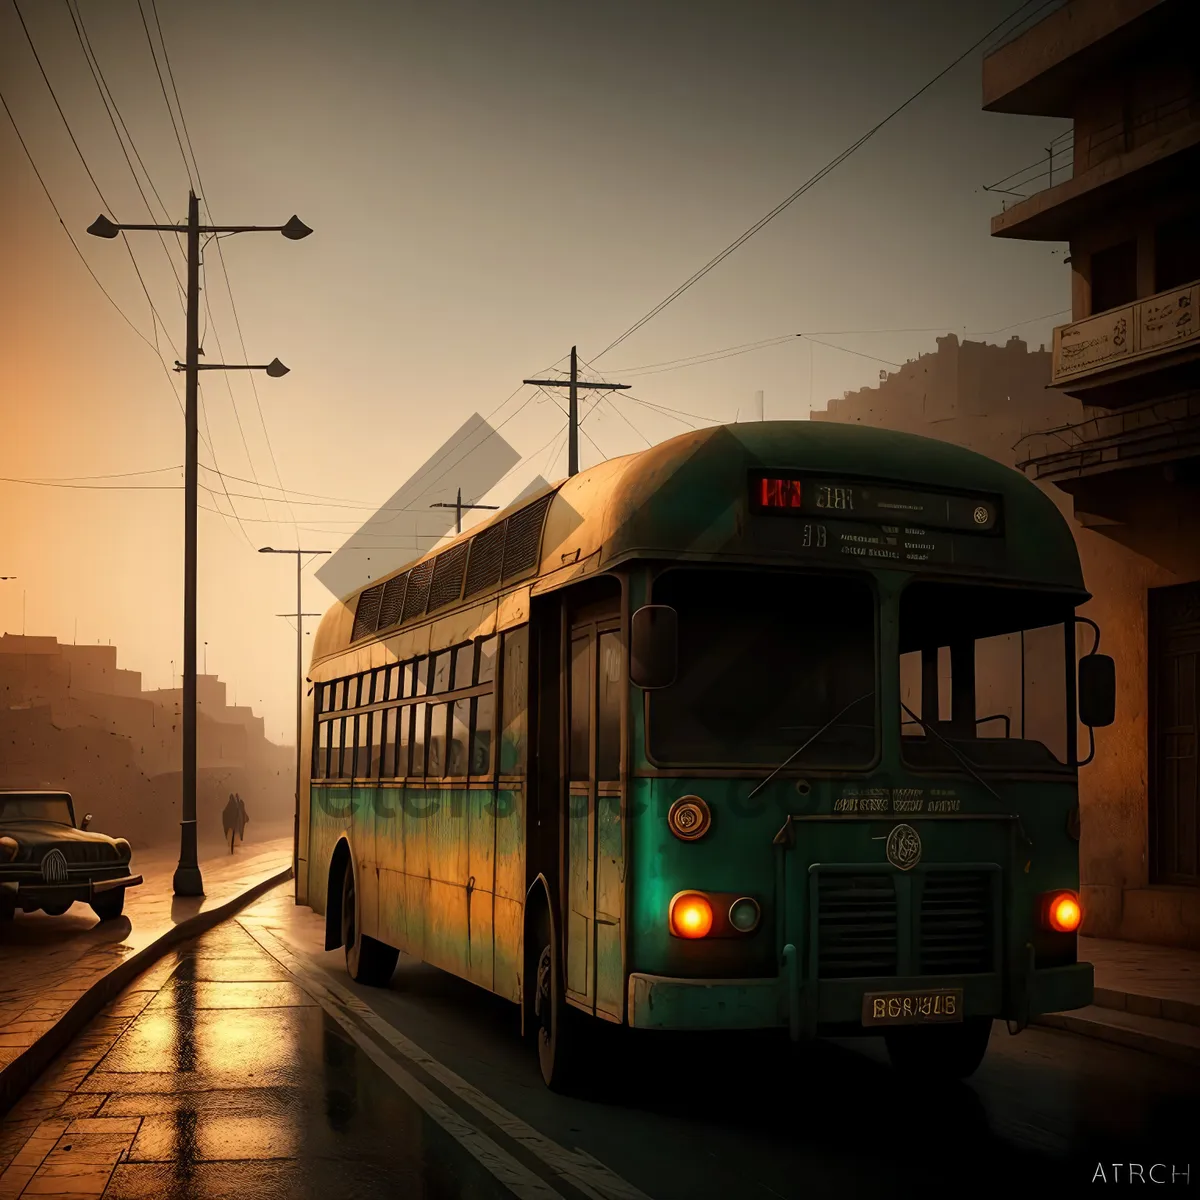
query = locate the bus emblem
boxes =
[973,506,989,525]
[885,824,921,871]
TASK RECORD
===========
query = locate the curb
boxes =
[1093,985,1200,1028]
[1033,1008,1200,1067]
[0,865,293,1118]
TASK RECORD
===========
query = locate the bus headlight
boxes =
[669,891,713,938]
[667,796,711,841]
[1039,890,1082,933]
[728,896,761,933]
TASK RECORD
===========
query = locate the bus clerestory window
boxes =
[899,582,1071,771]
[452,644,473,690]
[432,652,451,695]
[415,657,429,697]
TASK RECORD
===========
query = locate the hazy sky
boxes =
[0,0,1071,743]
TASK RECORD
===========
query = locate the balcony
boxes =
[1046,279,1200,403]
[1015,389,1200,498]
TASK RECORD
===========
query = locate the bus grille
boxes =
[816,874,897,978]
[919,871,994,975]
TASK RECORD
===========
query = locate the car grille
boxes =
[40,849,69,884]
[61,843,117,864]
[816,874,898,978]
[815,868,996,979]
[919,871,994,974]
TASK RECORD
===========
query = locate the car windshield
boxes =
[899,581,1074,774]
[0,794,75,824]
[647,568,877,767]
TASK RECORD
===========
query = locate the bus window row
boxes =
[316,636,497,716]
[312,628,529,783]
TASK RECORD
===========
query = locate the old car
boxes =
[0,790,142,922]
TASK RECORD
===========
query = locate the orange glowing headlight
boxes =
[1043,890,1082,933]
[669,892,713,939]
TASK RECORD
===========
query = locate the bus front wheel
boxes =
[883,1017,993,1079]
[341,861,398,987]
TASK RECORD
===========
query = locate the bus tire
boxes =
[534,917,576,1091]
[883,1017,993,1079]
[341,858,398,987]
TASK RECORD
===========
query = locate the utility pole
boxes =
[524,346,630,477]
[89,193,311,897]
[430,487,499,535]
[259,548,330,898]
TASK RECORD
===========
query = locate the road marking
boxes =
[239,917,652,1200]
[236,921,564,1200]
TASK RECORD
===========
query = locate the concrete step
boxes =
[1093,985,1200,1027]
[1035,1004,1200,1066]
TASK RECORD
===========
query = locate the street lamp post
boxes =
[259,546,330,898]
[89,193,311,897]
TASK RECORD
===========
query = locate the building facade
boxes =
[983,0,1200,946]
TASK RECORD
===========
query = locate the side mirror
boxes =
[630,605,678,690]
[1078,654,1115,728]
[81,813,93,830]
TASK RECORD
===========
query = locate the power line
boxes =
[0,475,182,491]
[135,0,192,187]
[594,0,1046,360]
[800,335,901,369]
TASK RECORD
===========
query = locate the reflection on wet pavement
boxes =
[0,919,518,1198]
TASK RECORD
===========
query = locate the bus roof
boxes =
[313,420,1085,664]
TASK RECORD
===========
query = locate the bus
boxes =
[299,420,1115,1088]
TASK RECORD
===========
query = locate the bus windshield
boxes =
[647,568,876,768]
[899,581,1073,773]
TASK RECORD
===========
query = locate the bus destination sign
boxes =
[749,473,1004,569]
[751,474,999,533]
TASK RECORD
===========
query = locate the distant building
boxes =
[982,0,1200,946]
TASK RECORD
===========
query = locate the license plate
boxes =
[862,988,963,1026]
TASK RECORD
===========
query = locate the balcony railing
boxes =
[1051,280,1200,389]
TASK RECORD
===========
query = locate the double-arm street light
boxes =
[89,192,311,897]
[259,547,330,896]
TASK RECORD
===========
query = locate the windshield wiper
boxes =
[747,692,874,800]
[901,702,1032,847]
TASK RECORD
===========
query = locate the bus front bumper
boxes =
[626,962,1094,1034]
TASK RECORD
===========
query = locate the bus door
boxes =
[565,612,625,1019]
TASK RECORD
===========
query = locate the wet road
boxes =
[1,884,1196,1199]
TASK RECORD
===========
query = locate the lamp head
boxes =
[265,358,289,378]
[87,215,121,239]
[258,546,275,553]
[280,216,312,241]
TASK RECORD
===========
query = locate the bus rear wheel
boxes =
[534,930,580,1091]
[883,1017,993,1079]
[341,860,398,987]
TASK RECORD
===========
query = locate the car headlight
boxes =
[112,838,131,862]
[0,836,18,863]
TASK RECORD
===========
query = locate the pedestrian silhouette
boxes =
[222,792,249,853]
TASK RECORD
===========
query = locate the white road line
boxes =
[237,921,564,1200]
[239,917,653,1200]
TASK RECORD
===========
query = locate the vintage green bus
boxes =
[299,420,1114,1088]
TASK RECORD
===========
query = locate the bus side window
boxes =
[396,705,411,777]
[369,711,384,778]
[432,652,451,695]
[499,626,528,774]
[453,643,473,690]
[316,719,331,779]
[477,636,497,685]
[597,630,622,781]
[415,657,429,697]
[428,702,449,776]
[411,702,428,777]
[355,715,369,779]
[450,699,470,776]
[471,691,494,776]
[387,665,401,700]
[379,709,397,779]
[331,717,345,779]
[372,669,387,704]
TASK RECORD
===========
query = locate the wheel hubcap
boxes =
[535,946,552,1035]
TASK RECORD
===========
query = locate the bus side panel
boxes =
[353,787,379,942]
[493,783,525,1003]
[466,785,496,990]
[376,785,412,954]
[426,787,470,980]
[308,786,351,918]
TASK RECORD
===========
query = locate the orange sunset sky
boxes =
[1,0,1071,743]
